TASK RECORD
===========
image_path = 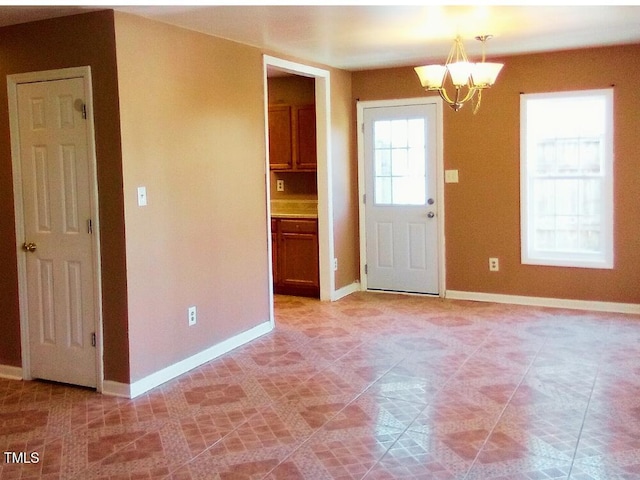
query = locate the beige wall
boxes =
[353,44,640,304]
[0,11,130,382]
[114,12,272,382]
[330,68,359,290]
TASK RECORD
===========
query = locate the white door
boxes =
[16,77,98,388]
[363,103,439,294]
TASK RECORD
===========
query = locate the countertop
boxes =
[270,199,318,219]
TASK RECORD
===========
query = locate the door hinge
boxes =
[91,332,96,347]
[82,104,87,120]
[364,264,368,274]
[87,219,93,234]
[363,194,366,204]
[361,123,364,134]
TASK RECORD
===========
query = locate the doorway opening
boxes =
[263,56,334,322]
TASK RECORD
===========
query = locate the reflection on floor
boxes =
[2,292,640,479]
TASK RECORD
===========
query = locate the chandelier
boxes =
[415,35,503,114]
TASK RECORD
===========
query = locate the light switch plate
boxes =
[137,186,147,206]
[445,170,459,183]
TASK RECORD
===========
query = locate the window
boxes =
[373,118,426,205]
[520,89,614,269]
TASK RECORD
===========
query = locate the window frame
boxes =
[520,88,614,269]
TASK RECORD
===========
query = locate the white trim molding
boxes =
[446,290,640,315]
[332,281,361,301]
[103,320,273,399]
[0,365,23,381]
[101,381,131,398]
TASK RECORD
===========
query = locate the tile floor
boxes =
[2,292,640,479]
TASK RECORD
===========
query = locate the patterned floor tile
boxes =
[367,371,440,406]
[367,429,472,479]
[280,423,405,480]
[3,293,640,479]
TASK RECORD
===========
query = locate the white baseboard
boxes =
[101,380,131,398]
[446,290,640,315]
[0,364,23,381]
[103,320,274,399]
[332,281,361,301]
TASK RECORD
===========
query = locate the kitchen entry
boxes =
[267,71,320,298]
[359,100,441,295]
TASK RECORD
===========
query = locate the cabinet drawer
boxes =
[279,219,317,234]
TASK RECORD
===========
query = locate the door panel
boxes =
[408,222,427,270]
[364,103,439,294]
[17,77,97,388]
[376,222,394,267]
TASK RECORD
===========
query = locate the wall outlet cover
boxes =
[188,306,197,326]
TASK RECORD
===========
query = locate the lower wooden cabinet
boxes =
[272,217,319,298]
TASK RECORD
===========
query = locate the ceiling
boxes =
[2,5,640,71]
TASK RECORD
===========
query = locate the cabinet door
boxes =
[268,106,293,170]
[278,220,319,292]
[295,105,317,170]
[271,219,279,284]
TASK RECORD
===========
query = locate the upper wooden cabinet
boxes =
[268,104,316,171]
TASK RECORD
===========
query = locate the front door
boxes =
[16,76,98,388]
[363,102,439,294]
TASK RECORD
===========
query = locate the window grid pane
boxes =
[373,118,426,206]
[531,177,603,253]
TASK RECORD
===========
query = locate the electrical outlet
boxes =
[188,306,197,326]
[276,179,285,192]
[489,257,499,272]
[333,258,338,271]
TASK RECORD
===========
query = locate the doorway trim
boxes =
[356,97,446,296]
[263,55,335,316]
[8,66,104,391]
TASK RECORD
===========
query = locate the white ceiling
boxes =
[2,5,640,71]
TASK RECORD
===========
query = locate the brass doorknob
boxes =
[23,242,37,252]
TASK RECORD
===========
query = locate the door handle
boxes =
[427,212,435,218]
[23,242,37,252]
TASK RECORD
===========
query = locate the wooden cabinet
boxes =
[271,218,279,286]
[268,104,316,171]
[271,217,319,298]
[294,105,317,170]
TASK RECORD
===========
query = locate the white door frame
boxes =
[263,55,335,320]
[8,66,104,391]
[357,97,446,296]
